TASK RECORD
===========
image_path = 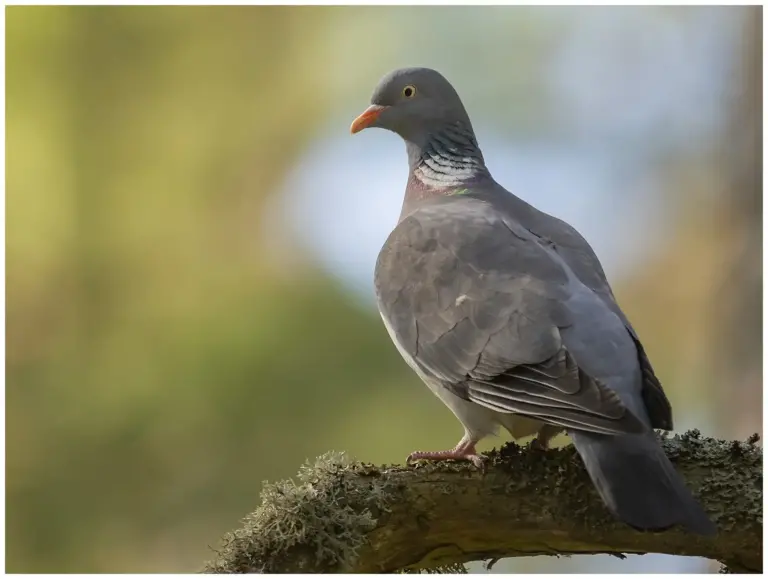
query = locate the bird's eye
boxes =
[402,85,416,98]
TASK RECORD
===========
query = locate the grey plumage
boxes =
[353,67,715,535]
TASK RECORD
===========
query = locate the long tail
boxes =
[570,430,717,536]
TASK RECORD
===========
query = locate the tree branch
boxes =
[204,431,762,573]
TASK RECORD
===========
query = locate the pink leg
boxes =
[407,434,486,470]
[531,424,562,451]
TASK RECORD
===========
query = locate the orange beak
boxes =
[350,105,389,134]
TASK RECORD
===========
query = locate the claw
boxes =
[531,425,562,451]
[531,437,547,452]
[406,439,486,471]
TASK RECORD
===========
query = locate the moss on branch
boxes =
[204,431,762,573]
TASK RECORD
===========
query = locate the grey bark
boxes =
[204,431,761,574]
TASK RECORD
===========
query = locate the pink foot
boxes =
[531,425,562,451]
[530,437,548,451]
[407,440,486,470]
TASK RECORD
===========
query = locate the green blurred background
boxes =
[6,5,761,573]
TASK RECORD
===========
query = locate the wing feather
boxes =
[375,196,648,436]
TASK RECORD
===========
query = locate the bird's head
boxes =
[350,67,472,143]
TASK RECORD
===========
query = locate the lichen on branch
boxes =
[204,431,762,574]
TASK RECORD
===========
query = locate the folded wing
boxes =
[375,197,648,437]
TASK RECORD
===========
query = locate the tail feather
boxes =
[570,430,717,536]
